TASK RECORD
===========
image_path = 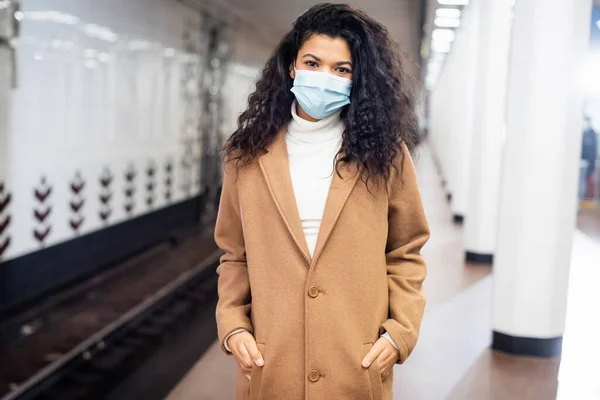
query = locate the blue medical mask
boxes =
[291,69,352,120]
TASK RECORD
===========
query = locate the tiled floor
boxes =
[166,145,600,400]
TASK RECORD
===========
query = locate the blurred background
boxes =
[0,0,598,399]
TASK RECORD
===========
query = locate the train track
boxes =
[0,228,222,400]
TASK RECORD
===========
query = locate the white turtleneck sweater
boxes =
[285,101,344,257]
[223,101,398,354]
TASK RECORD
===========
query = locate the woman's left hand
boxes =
[361,337,400,378]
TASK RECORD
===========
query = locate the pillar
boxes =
[464,0,513,263]
[447,3,480,224]
[492,0,592,356]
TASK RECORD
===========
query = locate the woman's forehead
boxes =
[298,34,352,62]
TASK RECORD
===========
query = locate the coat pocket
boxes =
[249,342,266,400]
[362,343,384,400]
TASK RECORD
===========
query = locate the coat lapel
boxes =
[310,155,361,267]
[259,128,312,265]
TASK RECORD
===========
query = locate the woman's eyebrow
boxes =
[302,53,321,61]
[301,54,352,67]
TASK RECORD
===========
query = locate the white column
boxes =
[492,0,592,356]
[464,0,513,263]
[429,42,458,198]
[447,3,480,223]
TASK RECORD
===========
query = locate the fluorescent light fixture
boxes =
[83,24,118,42]
[429,52,446,62]
[434,17,461,28]
[431,40,451,53]
[596,20,600,29]
[432,29,455,42]
[428,61,442,70]
[436,8,461,18]
[23,11,79,24]
[437,0,468,5]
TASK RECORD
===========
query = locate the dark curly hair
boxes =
[224,3,420,185]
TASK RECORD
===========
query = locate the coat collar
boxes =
[258,126,361,268]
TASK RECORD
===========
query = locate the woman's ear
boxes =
[289,61,296,80]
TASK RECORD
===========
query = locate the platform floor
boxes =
[166,145,600,400]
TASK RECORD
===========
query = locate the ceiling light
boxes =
[436,8,461,18]
[431,40,451,53]
[23,11,79,24]
[437,0,469,5]
[83,24,118,42]
[432,29,455,42]
[596,20,600,29]
[429,52,446,62]
[434,17,461,28]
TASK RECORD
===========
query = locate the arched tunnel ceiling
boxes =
[194,0,426,77]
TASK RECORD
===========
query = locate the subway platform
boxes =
[165,145,600,400]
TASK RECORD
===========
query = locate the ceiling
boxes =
[195,0,425,76]
[229,0,422,55]
[187,0,600,78]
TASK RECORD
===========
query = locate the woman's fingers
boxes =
[362,340,385,368]
[244,338,265,367]
[236,341,253,371]
[228,332,264,381]
[361,337,398,377]
[377,346,397,378]
[233,336,264,380]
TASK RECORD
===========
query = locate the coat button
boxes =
[308,286,319,298]
[308,370,320,382]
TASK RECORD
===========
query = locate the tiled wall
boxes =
[0,0,268,262]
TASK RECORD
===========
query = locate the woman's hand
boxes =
[361,337,399,378]
[227,331,264,380]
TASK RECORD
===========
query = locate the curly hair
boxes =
[224,3,420,185]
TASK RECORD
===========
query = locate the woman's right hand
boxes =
[227,331,264,380]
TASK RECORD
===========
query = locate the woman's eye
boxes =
[336,67,351,74]
[305,61,318,67]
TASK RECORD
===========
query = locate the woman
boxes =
[215,4,429,400]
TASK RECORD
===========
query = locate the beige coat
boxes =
[215,128,429,400]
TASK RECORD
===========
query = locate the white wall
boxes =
[0,0,269,262]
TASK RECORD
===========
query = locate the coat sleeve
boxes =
[380,144,430,364]
[215,161,254,354]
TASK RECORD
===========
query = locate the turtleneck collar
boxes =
[287,100,344,144]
